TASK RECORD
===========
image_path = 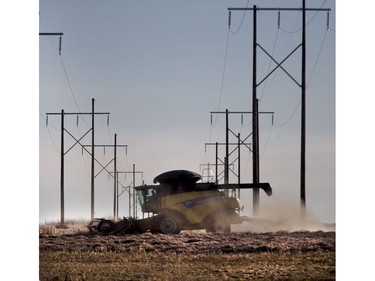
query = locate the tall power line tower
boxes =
[228,1,331,214]
[82,133,128,220]
[209,109,273,214]
[114,164,143,219]
[46,98,110,224]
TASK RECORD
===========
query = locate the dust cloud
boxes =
[232,197,335,233]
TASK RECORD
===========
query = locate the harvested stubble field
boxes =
[39,224,335,281]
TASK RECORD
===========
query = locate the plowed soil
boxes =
[40,229,335,280]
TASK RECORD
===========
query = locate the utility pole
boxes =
[209,110,273,206]
[228,1,331,214]
[301,0,307,212]
[203,141,247,186]
[82,134,128,220]
[224,110,229,195]
[60,110,64,224]
[114,134,117,219]
[46,98,110,224]
[252,7,260,215]
[204,142,250,184]
[115,165,143,218]
[205,133,245,201]
[91,99,95,221]
[237,133,241,202]
[40,31,64,224]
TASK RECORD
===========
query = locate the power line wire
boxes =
[273,24,330,129]
[59,54,83,114]
[40,12,90,128]
[40,111,60,154]
[273,98,301,128]
[213,28,231,127]
[39,14,61,60]
[280,0,328,33]
[260,124,273,158]
[205,27,231,162]
[307,29,328,86]
[230,0,250,35]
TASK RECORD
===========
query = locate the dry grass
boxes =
[39,220,90,235]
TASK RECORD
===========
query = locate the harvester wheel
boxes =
[160,217,181,234]
[98,220,114,234]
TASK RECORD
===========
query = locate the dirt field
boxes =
[39,225,335,280]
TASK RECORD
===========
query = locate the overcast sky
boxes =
[38,0,336,223]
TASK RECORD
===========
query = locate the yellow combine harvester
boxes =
[88,170,272,235]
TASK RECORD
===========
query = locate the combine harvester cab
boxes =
[88,170,272,235]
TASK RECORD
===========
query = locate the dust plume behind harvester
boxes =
[88,170,272,235]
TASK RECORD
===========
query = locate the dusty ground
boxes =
[40,231,335,254]
[39,224,335,280]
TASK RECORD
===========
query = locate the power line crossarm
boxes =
[39,32,64,35]
[228,7,330,12]
[47,112,110,116]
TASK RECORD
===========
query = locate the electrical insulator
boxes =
[104,147,106,155]
[107,115,110,126]
[272,114,274,126]
[228,11,232,29]
[241,114,243,125]
[76,115,79,126]
[326,12,330,30]
[210,114,213,125]
[278,10,281,29]
[46,115,48,126]
[59,36,62,55]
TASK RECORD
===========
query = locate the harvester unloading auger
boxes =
[88,170,272,235]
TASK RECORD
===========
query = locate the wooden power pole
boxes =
[228,1,331,214]
[46,98,110,224]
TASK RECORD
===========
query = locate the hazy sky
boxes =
[39,0,335,223]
